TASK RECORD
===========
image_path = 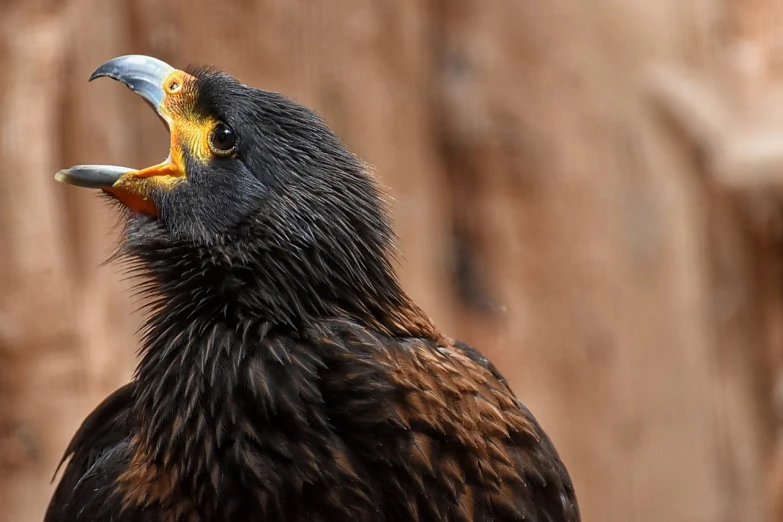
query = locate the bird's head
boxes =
[59,55,383,246]
[58,55,436,336]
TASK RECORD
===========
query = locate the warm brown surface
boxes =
[2,1,783,521]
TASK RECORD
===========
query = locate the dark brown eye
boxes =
[209,123,236,155]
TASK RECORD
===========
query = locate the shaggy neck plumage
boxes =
[119,215,438,491]
[123,215,435,336]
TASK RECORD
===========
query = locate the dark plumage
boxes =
[47,56,579,522]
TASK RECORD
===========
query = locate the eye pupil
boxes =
[210,124,236,153]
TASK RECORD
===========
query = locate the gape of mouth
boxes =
[55,55,179,194]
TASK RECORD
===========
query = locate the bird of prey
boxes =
[46,55,580,522]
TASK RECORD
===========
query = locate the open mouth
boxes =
[55,55,190,216]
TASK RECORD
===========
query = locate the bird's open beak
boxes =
[55,55,190,215]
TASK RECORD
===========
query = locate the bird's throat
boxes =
[125,314,276,510]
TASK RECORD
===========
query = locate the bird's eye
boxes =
[209,123,237,155]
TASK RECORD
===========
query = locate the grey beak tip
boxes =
[55,165,134,188]
[89,55,132,83]
[87,55,176,113]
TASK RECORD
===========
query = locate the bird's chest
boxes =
[123,351,258,517]
[122,343,344,520]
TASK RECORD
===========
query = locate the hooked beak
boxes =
[89,55,176,124]
[56,55,189,215]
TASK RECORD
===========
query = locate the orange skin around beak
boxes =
[101,68,196,217]
[104,162,184,216]
[55,55,220,217]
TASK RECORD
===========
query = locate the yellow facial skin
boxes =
[107,70,222,216]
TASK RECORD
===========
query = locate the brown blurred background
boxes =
[4,1,783,521]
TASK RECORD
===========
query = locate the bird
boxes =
[46,54,580,522]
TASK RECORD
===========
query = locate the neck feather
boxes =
[119,216,441,489]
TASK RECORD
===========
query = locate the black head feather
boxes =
[122,67,436,335]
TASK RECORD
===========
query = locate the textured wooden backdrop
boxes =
[2,1,783,521]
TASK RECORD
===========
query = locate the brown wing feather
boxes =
[318,324,580,522]
[44,384,150,522]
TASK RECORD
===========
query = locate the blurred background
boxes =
[3,1,783,521]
